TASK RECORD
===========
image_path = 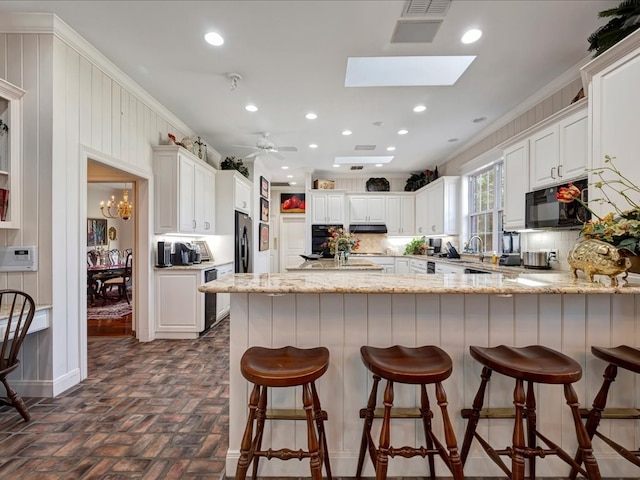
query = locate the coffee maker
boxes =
[157,241,172,267]
[172,242,194,266]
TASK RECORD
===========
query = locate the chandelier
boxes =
[100,185,133,221]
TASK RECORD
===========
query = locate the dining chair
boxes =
[101,252,132,304]
[0,290,36,421]
[109,249,121,265]
[87,249,100,266]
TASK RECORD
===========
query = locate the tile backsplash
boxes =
[520,230,582,271]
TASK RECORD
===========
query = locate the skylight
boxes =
[345,56,476,87]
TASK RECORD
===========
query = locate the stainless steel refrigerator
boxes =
[235,211,253,273]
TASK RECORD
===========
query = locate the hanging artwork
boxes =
[87,218,107,246]
[259,223,270,251]
[260,197,269,222]
[280,193,306,213]
[260,176,269,199]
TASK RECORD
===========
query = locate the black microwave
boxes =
[525,179,591,229]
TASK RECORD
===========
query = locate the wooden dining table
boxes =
[87,263,126,304]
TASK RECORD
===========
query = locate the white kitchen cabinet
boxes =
[362,255,395,273]
[434,262,465,274]
[155,268,205,339]
[581,30,640,219]
[216,262,234,321]
[153,145,216,235]
[386,195,415,235]
[216,170,254,234]
[348,195,386,223]
[310,191,345,224]
[417,176,459,236]
[503,140,529,230]
[395,257,411,274]
[0,78,25,230]
[529,103,587,189]
[409,258,428,274]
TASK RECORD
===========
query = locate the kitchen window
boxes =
[468,162,504,252]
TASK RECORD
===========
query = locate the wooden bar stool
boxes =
[460,345,601,480]
[570,345,640,478]
[236,345,332,480]
[356,345,464,480]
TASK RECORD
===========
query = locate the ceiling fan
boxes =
[232,133,298,160]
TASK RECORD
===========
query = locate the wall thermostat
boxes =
[0,246,38,272]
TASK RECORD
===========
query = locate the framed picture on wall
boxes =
[87,218,107,247]
[259,223,269,251]
[280,193,306,213]
[260,197,269,222]
[260,176,269,199]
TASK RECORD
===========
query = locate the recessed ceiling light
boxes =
[342,130,352,136]
[245,104,258,112]
[375,164,383,167]
[286,175,293,178]
[281,166,289,170]
[461,29,482,44]
[332,164,340,168]
[448,138,459,142]
[397,129,408,135]
[204,32,224,46]
[386,146,396,151]
[309,143,318,149]
[472,116,487,123]
[413,105,427,113]
[305,113,317,120]
[290,182,297,185]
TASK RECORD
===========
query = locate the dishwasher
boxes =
[201,268,217,334]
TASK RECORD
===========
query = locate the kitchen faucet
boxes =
[467,235,485,262]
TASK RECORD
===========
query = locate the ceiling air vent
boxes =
[350,166,364,171]
[354,145,376,151]
[402,0,451,17]
[391,19,442,43]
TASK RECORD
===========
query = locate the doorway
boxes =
[279,215,306,272]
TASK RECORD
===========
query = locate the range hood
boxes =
[349,224,388,234]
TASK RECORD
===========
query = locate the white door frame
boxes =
[79,146,153,379]
[279,214,306,273]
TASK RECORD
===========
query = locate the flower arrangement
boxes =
[323,227,360,254]
[556,155,640,254]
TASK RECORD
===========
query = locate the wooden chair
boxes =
[108,248,121,265]
[0,290,36,421]
[460,345,601,480]
[101,252,132,303]
[356,345,464,480]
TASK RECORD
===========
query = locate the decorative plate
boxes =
[366,177,390,192]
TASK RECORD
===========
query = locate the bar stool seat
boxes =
[570,345,640,476]
[356,345,464,480]
[236,345,332,480]
[461,344,601,480]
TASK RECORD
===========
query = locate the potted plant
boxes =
[588,0,640,57]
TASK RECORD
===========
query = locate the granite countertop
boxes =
[198,271,640,295]
[285,258,384,271]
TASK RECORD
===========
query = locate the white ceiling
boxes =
[0,0,618,185]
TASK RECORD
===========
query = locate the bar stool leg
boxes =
[302,382,323,480]
[435,381,464,480]
[525,381,537,480]
[570,363,617,480]
[461,366,493,464]
[418,384,436,480]
[236,384,261,480]
[251,386,268,479]
[375,379,394,480]
[512,378,526,480]
[356,375,380,478]
[311,381,332,479]
[564,383,602,480]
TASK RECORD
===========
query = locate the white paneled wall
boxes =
[0,13,206,396]
[227,292,640,478]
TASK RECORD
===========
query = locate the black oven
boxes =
[525,179,591,229]
[311,224,343,258]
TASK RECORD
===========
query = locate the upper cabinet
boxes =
[414,176,459,236]
[529,103,588,189]
[0,79,26,229]
[348,195,386,223]
[581,29,640,219]
[153,146,216,235]
[386,194,415,236]
[216,170,253,234]
[310,191,345,224]
[503,140,529,230]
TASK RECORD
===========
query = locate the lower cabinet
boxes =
[155,268,205,339]
[216,262,234,321]
[362,256,395,273]
[435,263,466,274]
[395,257,411,274]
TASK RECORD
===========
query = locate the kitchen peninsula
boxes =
[199,272,640,478]
[285,258,384,271]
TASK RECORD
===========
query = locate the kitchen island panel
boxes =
[225,292,640,477]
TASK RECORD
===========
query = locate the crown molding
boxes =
[581,27,640,88]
